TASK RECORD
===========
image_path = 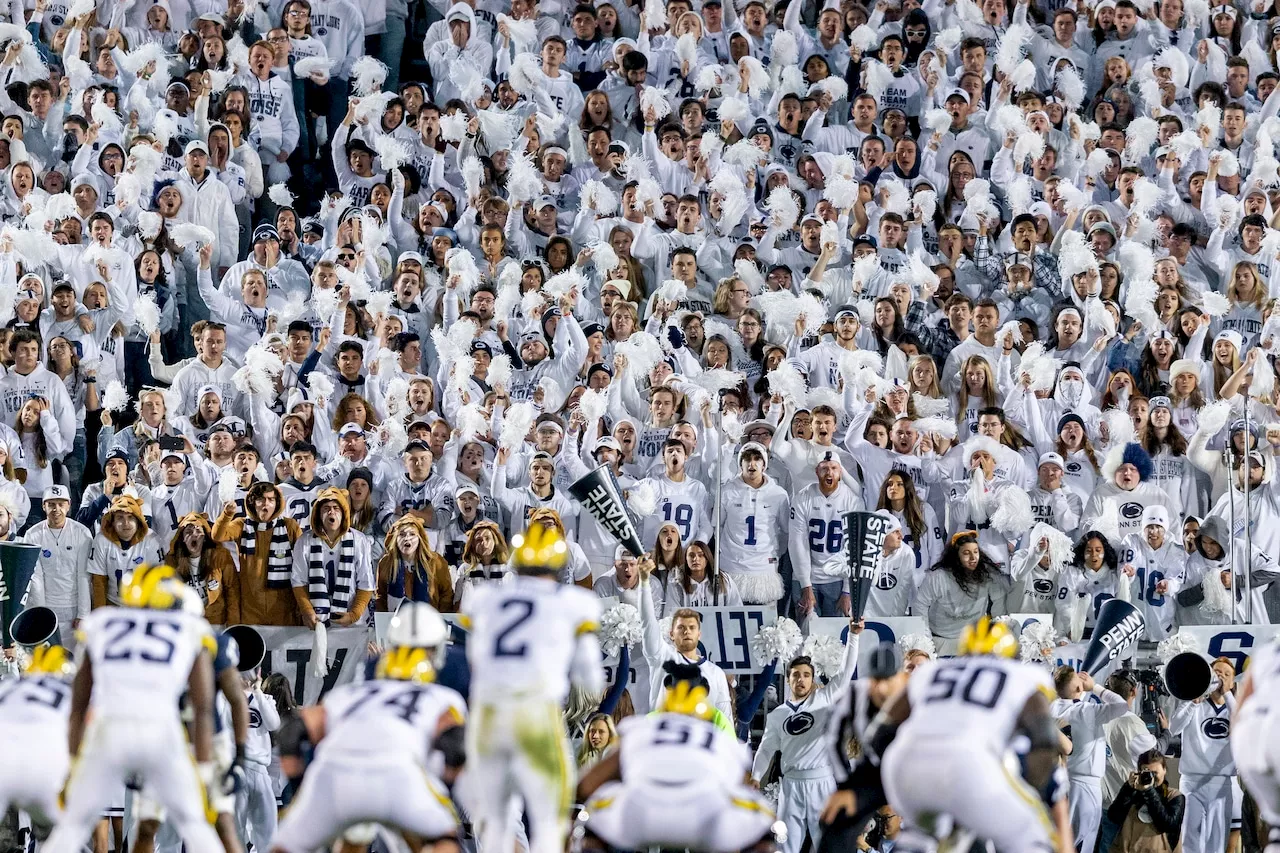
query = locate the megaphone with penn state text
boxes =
[0,542,41,646]
[222,624,266,672]
[1081,599,1145,677]
[1163,652,1215,701]
[9,605,60,649]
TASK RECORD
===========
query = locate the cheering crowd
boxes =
[2,0,1280,847]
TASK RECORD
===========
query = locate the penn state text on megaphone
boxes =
[9,605,60,648]
[1163,652,1214,701]
[1081,599,1145,677]
[843,511,891,621]
[0,541,42,646]
[569,465,646,557]
[223,624,267,672]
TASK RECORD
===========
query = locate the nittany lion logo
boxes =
[876,574,897,591]
[1202,718,1230,740]
[784,712,815,736]
[1066,462,1082,473]
[1121,503,1143,520]
[1033,579,1055,595]
[249,708,263,728]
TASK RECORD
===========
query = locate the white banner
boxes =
[600,605,779,677]
[257,625,373,705]
[810,616,930,681]
[1174,625,1280,672]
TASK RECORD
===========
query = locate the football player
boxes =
[0,645,76,834]
[858,617,1073,853]
[43,564,224,853]
[270,602,466,853]
[578,660,777,853]
[461,523,604,853]
[1233,639,1280,853]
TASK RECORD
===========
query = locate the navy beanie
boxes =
[1121,442,1154,482]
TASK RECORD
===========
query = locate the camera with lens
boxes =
[1129,668,1168,728]
[1137,771,1155,788]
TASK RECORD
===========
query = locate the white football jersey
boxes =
[618,712,749,788]
[0,675,72,729]
[320,679,466,767]
[902,657,1053,757]
[463,575,601,704]
[79,607,214,720]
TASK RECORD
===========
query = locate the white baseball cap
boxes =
[42,485,70,502]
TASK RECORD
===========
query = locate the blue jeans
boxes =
[376,14,407,92]
[792,580,847,619]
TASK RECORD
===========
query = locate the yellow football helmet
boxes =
[25,645,75,678]
[657,661,715,721]
[510,524,569,574]
[120,564,182,610]
[957,616,1018,659]
[375,646,437,683]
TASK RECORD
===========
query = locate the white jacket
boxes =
[22,519,94,620]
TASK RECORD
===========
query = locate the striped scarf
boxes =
[239,518,294,589]
[306,534,357,620]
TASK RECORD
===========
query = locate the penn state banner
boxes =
[842,511,891,621]
[569,465,646,557]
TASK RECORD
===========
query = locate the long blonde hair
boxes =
[907,354,944,399]
[955,355,997,422]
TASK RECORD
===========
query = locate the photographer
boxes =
[1106,751,1185,853]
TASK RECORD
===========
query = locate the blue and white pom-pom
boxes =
[599,603,643,657]
[749,617,803,664]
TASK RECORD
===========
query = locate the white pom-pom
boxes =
[990,485,1034,536]
[499,401,537,451]
[543,269,587,300]
[1029,521,1075,572]
[1055,65,1085,111]
[615,332,665,377]
[292,55,332,81]
[352,55,388,96]
[717,96,750,123]
[267,183,294,208]
[1019,620,1059,664]
[101,380,130,413]
[457,403,490,444]
[1123,116,1159,166]
[599,603,644,656]
[486,352,513,392]
[306,372,335,405]
[1197,399,1233,437]
[850,24,879,51]
[749,617,804,664]
[767,362,808,407]
[508,52,543,94]
[994,22,1030,74]
[374,135,410,172]
[1156,632,1200,663]
[576,387,608,425]
[135,296,161,337]
[218,467,239,504]
[898,632,936,658]
[1201,290,1230,317]
[439,112,469,143]
[799,633,847,679]
[808,76,848,103]
[863,61,894,97]
[913,393,952,418]
[578,180,619,215]
[520,289,546,318]
[924,108,953,136]
[738,56,769,100]
[765,186,800,232]
[170,223,215,248]
[505,151,544,204]
[627,480,658,517]
[912,416,958,440]
[723,139,768,170]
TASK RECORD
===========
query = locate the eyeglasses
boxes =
[268,35,289,42]
[337,253,355,261]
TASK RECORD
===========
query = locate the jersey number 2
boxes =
[493,598,535,658]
